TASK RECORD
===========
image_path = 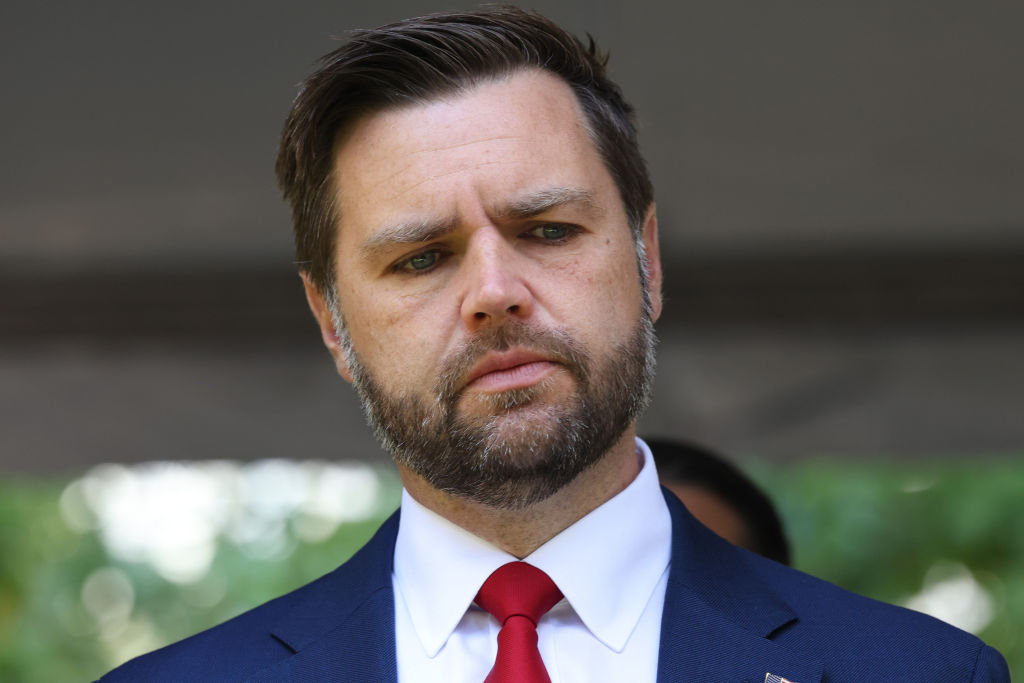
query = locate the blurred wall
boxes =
[2,1,1022,472]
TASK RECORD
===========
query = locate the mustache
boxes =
[435,321,591,403]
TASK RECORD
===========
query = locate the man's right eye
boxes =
[398,250,440,273]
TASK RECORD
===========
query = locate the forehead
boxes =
[329,70,618,248]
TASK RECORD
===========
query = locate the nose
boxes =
[459,228,534,331]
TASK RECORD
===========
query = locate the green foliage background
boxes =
[751,459,1023,675]
[0,459,1020,682]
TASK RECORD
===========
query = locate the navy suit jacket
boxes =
[102,490,1009,682]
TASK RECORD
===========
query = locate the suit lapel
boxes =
[657,491,823,683]
[249,511,401,683]
[248,588,396,682]
[246,489,824,682]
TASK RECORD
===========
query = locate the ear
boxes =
[300,272,355,384]
[640,204,663,322]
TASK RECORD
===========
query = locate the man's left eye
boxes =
[528,224,571,240]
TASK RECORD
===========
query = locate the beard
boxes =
[337,308,657,511]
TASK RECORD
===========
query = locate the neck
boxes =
[397,429,642,558]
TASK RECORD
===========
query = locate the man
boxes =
[102,7,1008,682]
[649,438,791,565]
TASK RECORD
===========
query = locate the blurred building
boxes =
[2,0,1022,472]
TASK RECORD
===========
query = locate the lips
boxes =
[462,350,560,393]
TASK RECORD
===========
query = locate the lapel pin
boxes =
[765,675,798,683]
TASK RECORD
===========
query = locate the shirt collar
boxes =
[392,437,672,657]
[393,490,515,657]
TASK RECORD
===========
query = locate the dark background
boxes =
[2,0,1023,472]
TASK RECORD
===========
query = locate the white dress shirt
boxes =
[393,437,673,682]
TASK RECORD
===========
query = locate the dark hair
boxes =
[647,438,792,565]
[275,6,653,294]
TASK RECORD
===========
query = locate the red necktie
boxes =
[475,562,564,683]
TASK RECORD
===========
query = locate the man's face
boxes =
[308,70,662,508]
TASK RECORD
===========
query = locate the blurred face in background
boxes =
[663,482,750,550]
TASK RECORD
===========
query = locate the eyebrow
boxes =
[496,186,603,220]
[359,216,457,260]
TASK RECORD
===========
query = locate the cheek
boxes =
[350,296,454,382]
[575,245,644,313]
[334,289,397,363]
[539,248,644,346]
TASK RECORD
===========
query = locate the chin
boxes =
[483,407,560,451]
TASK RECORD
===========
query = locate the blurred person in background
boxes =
[649,438,791,565]
[101,7,1008,682]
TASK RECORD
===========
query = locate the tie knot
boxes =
[475,562,563,626]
